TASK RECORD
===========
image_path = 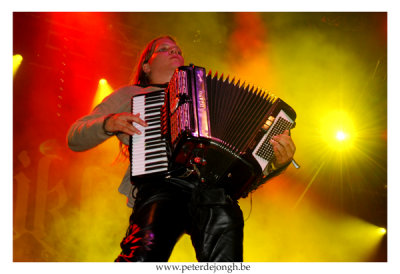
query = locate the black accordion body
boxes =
[130,65,296,199]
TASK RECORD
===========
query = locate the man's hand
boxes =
[104,112,148,135]
[269,130,296,169]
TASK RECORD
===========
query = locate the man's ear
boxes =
[142,63,151,74]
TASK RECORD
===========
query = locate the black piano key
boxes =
[144,143,166,151]
[145,164,168,172]
[145,95,163,101]
[145,153,167,161]
[145,105,162,112]
[132,144,165,154]
[144,131,161,137]
[145,130,161,137]
[144,100,164,107]
[144,116,160,123]
[143,136,164,143]
[145,139,166,147]
[144,126,161,133]
[145,114,161,121]
[145,149,166,157]
[145,108,161,115]
[146,110,161,115]
[145,95,164,103]
[147,120,160,126]
[145,161,168,170]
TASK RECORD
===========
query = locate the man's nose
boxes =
[169,47,178,55]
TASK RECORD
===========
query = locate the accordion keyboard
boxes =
[131,91,168,176]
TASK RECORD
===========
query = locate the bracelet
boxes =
[270,161,278,172]
[266,161,278,174]
[103,113,116,136]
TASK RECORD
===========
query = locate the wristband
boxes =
[270,161,278,172]
[266,161,278,174]
[103,113,116,136]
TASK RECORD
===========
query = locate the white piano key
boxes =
[132,146,166,153]
[132,157,168,167]
[132,134,162,140]
[132,164,168,172]
[132,166,168,176]
[134,102,163,110]
[131,148,166,157]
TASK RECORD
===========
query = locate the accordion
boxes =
[130,65,297,199]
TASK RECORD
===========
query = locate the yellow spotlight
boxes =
[336,130,348,141]
[13,54,23,77]
[377,227,386,235]
[92,78,113,110]
[319,110,357,151]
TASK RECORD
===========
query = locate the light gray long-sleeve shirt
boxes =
[67,85,164,207]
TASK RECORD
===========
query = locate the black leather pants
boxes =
[115,179,244,262]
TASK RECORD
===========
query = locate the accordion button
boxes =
[194,157,202,164]
[193,157,207,166]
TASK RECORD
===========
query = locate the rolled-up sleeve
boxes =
[67,114,111,151]
[67,99,117,151]
[67,85,163,152]
[66,87,131,151]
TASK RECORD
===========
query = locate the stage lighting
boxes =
[377,227,386,235]
[336,130,348,141]
[13,54,23,77]
[91,78,113,110]
[319,110,357,151]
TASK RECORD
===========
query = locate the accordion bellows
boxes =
[207,72,279,153]
[130,65,296,199]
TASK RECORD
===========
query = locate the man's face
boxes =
[145,38,184,77]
